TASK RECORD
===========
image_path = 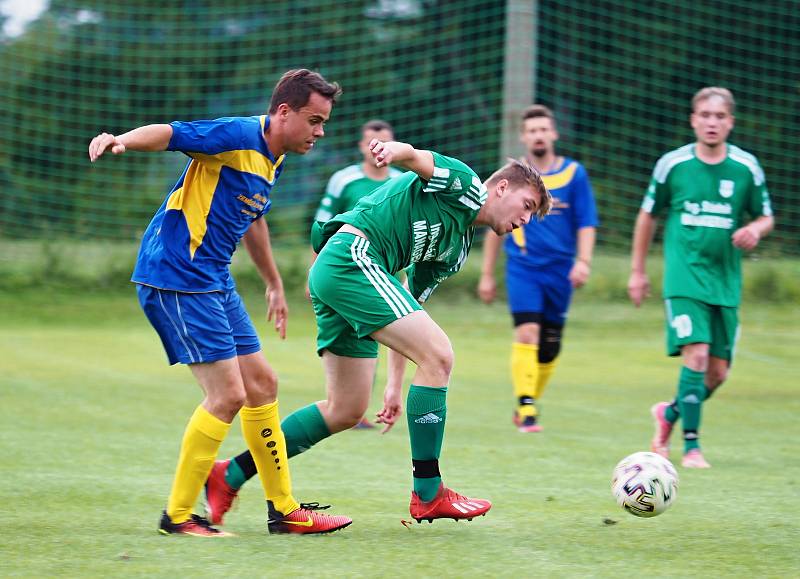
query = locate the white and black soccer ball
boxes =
[611,451,678,518]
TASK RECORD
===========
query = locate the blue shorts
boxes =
[136,284,261,365]
[505,259,573,326]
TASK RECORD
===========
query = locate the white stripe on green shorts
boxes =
[351,237,414,318]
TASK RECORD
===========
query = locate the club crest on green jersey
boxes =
[719,179,735,198]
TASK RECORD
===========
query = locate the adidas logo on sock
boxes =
[414,413,442,424]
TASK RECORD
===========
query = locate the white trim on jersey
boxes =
[728,145,766,186]
[326,164,366,198]
[315,208,334,222]
[653,144,694,183]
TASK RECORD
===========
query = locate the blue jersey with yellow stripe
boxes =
[505,156,598,268]
[132,115,284,292]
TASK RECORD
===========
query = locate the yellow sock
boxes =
[240,401,300,515]
[511,342,539,417]
[166,405,230,523]
[535,359,559,399]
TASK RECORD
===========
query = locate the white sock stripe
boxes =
[350,238,404,318]
[353,238,414,315]
[174,292,203,361]
[156,289,196,363]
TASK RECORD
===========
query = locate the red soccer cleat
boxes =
[158,511,233,537]
[204,460,239,525]
[409,484,492,523]
[267,502,353,535]
[650,402,674,458]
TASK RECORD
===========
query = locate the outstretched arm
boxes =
[242,218,288,339]
[627,210,657,307]
[88,124,173,162]
[368,140,434,181]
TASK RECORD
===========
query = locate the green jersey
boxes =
[312,152,486,302]
[313,164,404,223]
[642,143,773,306]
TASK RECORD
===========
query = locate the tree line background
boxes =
[1,0,796,255]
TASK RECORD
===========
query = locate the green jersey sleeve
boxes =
[642,156,674,214]
[744,160,774,219]
[314,168,352,223]
[406,261,452,303]
[426,152,487,215]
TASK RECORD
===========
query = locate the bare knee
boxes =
[418,340,454,384]
[515,323,540,345]
[206,386,246,421]
[324,399,369,433]
[247,365,279,401]
[706,363,729,390]
[682,346,709,372]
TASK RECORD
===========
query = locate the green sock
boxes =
[664,402,679,423]
[665,384,713,423]
[406,385,447,502]
[677,366,705,452]
[280,402,331,458]
[224,458,248,489]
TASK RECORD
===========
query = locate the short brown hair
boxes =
[521,104,556,127]
[268,69,342,114]
[487,159,552,220]
[692,87,735,114]
[361,119,394,135]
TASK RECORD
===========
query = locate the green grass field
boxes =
[1,290,798,577]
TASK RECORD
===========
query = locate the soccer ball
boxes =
[611,451,678,518]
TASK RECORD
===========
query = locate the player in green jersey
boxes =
[205,138,551,526]
[628,87,774,468]
[205,122,402,511]
[310,119,405,428]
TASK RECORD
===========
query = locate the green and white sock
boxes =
[407,385,447,502]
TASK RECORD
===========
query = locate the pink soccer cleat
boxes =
[650,402,674,458]
[682,449,711,469]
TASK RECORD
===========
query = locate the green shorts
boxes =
[309,232,421,358]
[664,297,739,361]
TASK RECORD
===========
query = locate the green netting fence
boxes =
[1,1,797,262]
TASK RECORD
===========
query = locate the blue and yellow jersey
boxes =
[505,156,598,268]
[132,116,284,292]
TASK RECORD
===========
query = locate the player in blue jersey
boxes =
[88,69,352,536]
[479,105,598,432]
